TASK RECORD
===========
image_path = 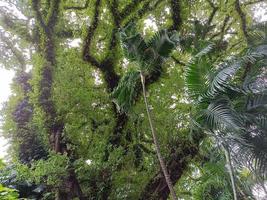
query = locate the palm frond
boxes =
[185,44,215,100]
[146,29,178,58]
[256,115,267,131]
[119,22,147,62]
[203,98,243,131]
[248,22,267,46]
[111,70,140,113]
[231,132,267,177]
[246,93,267,113]
[194,43,215,58]
[207,60,242,96]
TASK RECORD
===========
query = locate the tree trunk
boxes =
[140,72,178,200]
[223,144,238,200]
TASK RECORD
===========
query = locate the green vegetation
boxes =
[0,0,266,199]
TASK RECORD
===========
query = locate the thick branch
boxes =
[120,0,146,20]
[83,0,101,67]
[64,0,90,10]
[47,0,61,28]
[109,0,121,27]
[235,0,249,41]
[169,0,182,31]
[125,0,163,25]
[32,1,85,199]
[32,0,47,32]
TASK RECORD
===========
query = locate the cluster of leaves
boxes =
[0,184,19,200]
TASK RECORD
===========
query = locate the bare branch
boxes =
[219,15,230,41]
[202,2,218,39]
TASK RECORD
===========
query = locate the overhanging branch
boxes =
[235,0,249,41]
[83,0,101,67]
[120,0,146,20]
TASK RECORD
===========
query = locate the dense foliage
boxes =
[0,0,266,199]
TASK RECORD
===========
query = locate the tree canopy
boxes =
[0,0,267,199]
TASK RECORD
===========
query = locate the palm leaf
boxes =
[185,44,215,100]
[203,98,243,131]
[207,60,242,96]
[119,22,147,62]
[246,93,267,113]
[248,22,267,46]
[146,29,178,58]
[231,132,267,177]
[111,70,140,113]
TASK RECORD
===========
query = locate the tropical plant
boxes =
[0,0,267,199]
[186,22,267,198]
[113,22,179,200]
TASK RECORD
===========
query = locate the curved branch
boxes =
[83,0,101,67]
[120,0,146,19]
[125,0,163,25]
[235,0,249,41]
